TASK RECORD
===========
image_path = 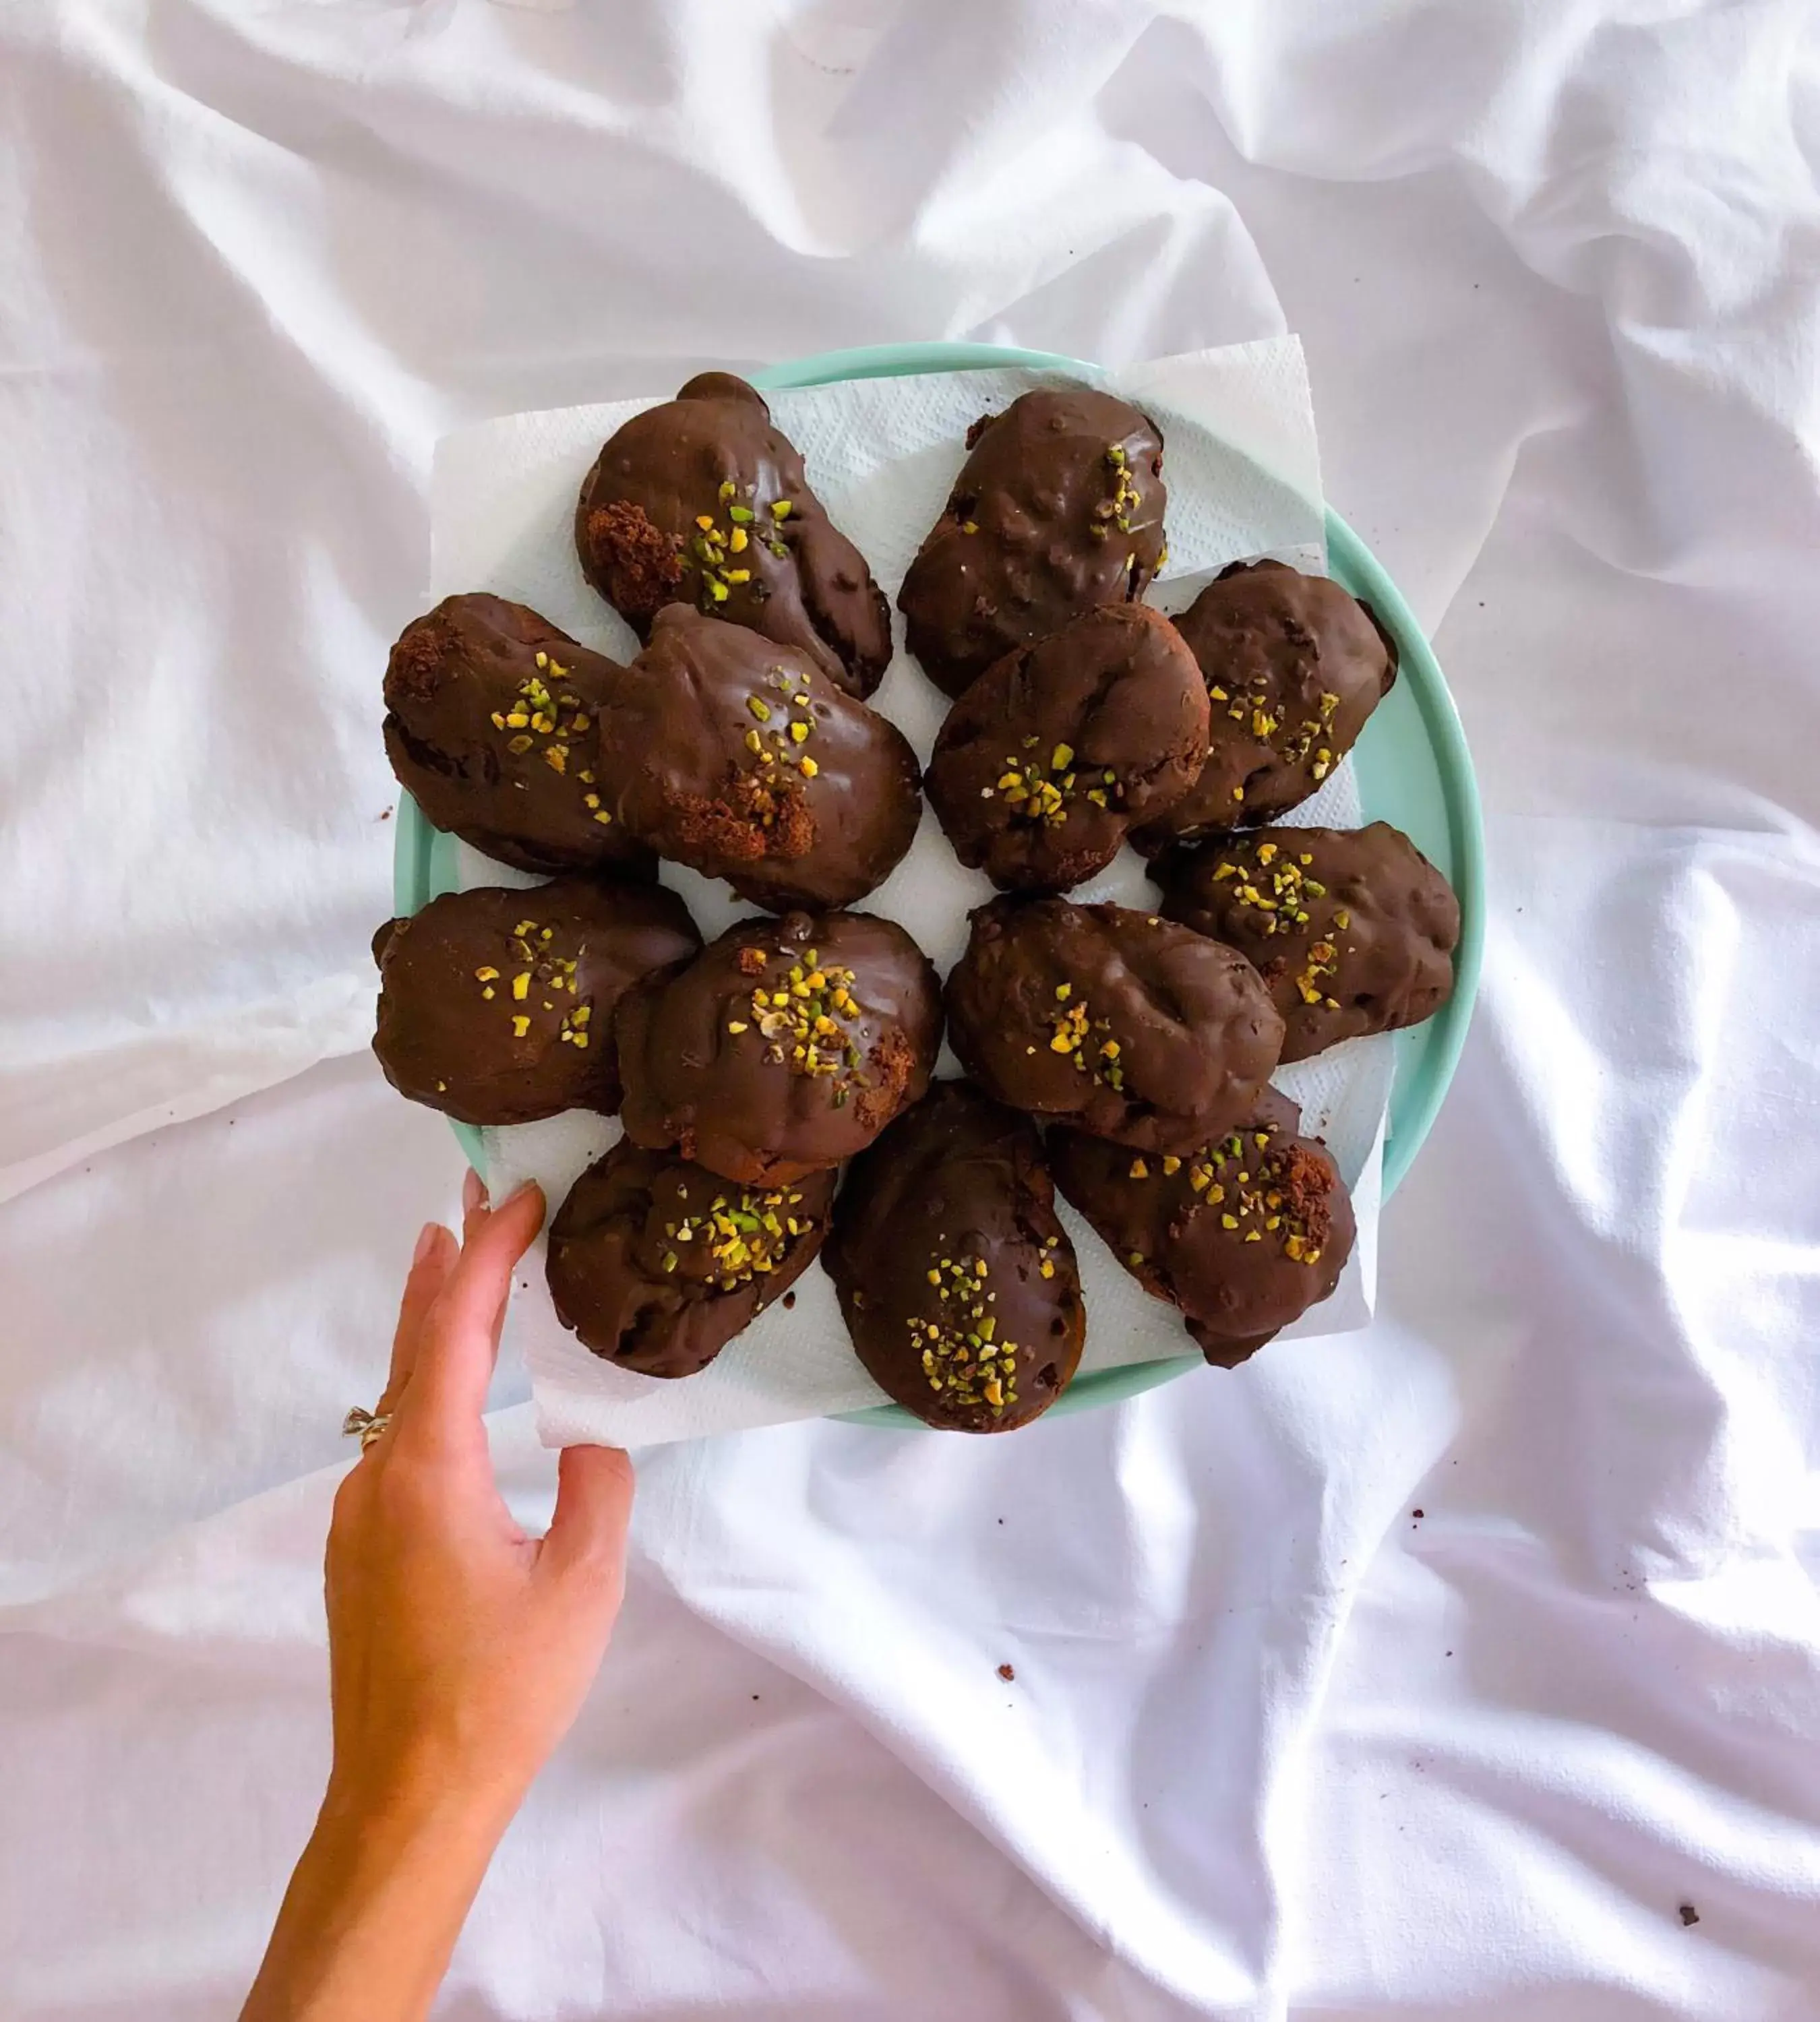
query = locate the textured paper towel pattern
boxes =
[431,344,1389,1446]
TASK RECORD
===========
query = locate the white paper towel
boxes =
[429,341,1392,1445]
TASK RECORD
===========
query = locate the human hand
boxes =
[243,1173,632,2022]
[325,1171,634,1834]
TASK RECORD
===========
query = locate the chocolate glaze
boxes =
[1153,822,1459,1062]
[926,604,1207,893]
[899,388,1167,699]
[616,909,942,1185]
[824,1080,1085,1432]
[1130,561,1397,852]
[371,877,700,1126]
[383,594,654,879]
[575,373,892,698]
[547,1141,835,1378]
[944,896,1283,1155]
[595,605,921,912]
[1049,1086,1355,1367]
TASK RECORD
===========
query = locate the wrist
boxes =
[317,1753,524,1873]
[243,1763,518,2022]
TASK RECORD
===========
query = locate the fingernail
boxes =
[462,1167,487,1217]
[412,1222,439,1266]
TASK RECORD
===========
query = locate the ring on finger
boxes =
[341,1405,392,1452]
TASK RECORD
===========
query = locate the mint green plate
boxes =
[395,341,1485,1428]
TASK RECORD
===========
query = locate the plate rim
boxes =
[395,338,1486,1430]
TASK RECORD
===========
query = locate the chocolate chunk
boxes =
[1131,561,1397,851]
[616,909,942,1185]
[547,1141,835,1378]
[1153,822,1459,1062]
[926,604,1207,892]
[574,373,892,698]
[824,1080,1085,1432]
[944,897,1283,1155]
[1049,1088,1355,1367]
[593,605,921,912]
[383,594,655,880]
[371,877,700,1126]
[899,388,1167,698]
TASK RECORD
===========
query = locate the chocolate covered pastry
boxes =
[1050,1086,1355,1366]
[616,909,942,1185]
[575,372,891,698]
[824,1080,1085,1432]
[593,605,920,912]
[547,1142,835,1378]
[383,593,653,879]
[1131,560,1396,851]
[372,877,700,1126]
[925,604,1206,893]
[899,387,1167,698]
[1153,822,1459,1062]
[944,896,1282,1156]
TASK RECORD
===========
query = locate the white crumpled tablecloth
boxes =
[3,3,1818,2017]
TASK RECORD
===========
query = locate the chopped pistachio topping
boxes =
[985,732,1122,828]
[1209,838,1347,1011]
[686,483,791,612]
[480,924,588,1046]
[1211,842,1325,936]
[491,663,601,833]
[1089,442,1145,541]
[1128,1122,1333,1267]
[1295,940,1341,1010]
[1211,671,1343,781]
[735,663,824,816]
[659,1180,812,1291]
[1045,995,1125,1091]
[731,942,868,1093]
[912,1252,1020,1415]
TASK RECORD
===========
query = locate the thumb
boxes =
[540,1443,636,1591]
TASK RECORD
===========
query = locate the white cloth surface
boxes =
[4,3,1820,2018]
[434,347,1390,1443]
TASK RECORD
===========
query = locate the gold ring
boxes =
[341,1405,391,1452]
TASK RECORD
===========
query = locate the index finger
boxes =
[376,1221,458,1417]
[394,1182,546,1442]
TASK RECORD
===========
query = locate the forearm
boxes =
[241,1777,512,2022]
